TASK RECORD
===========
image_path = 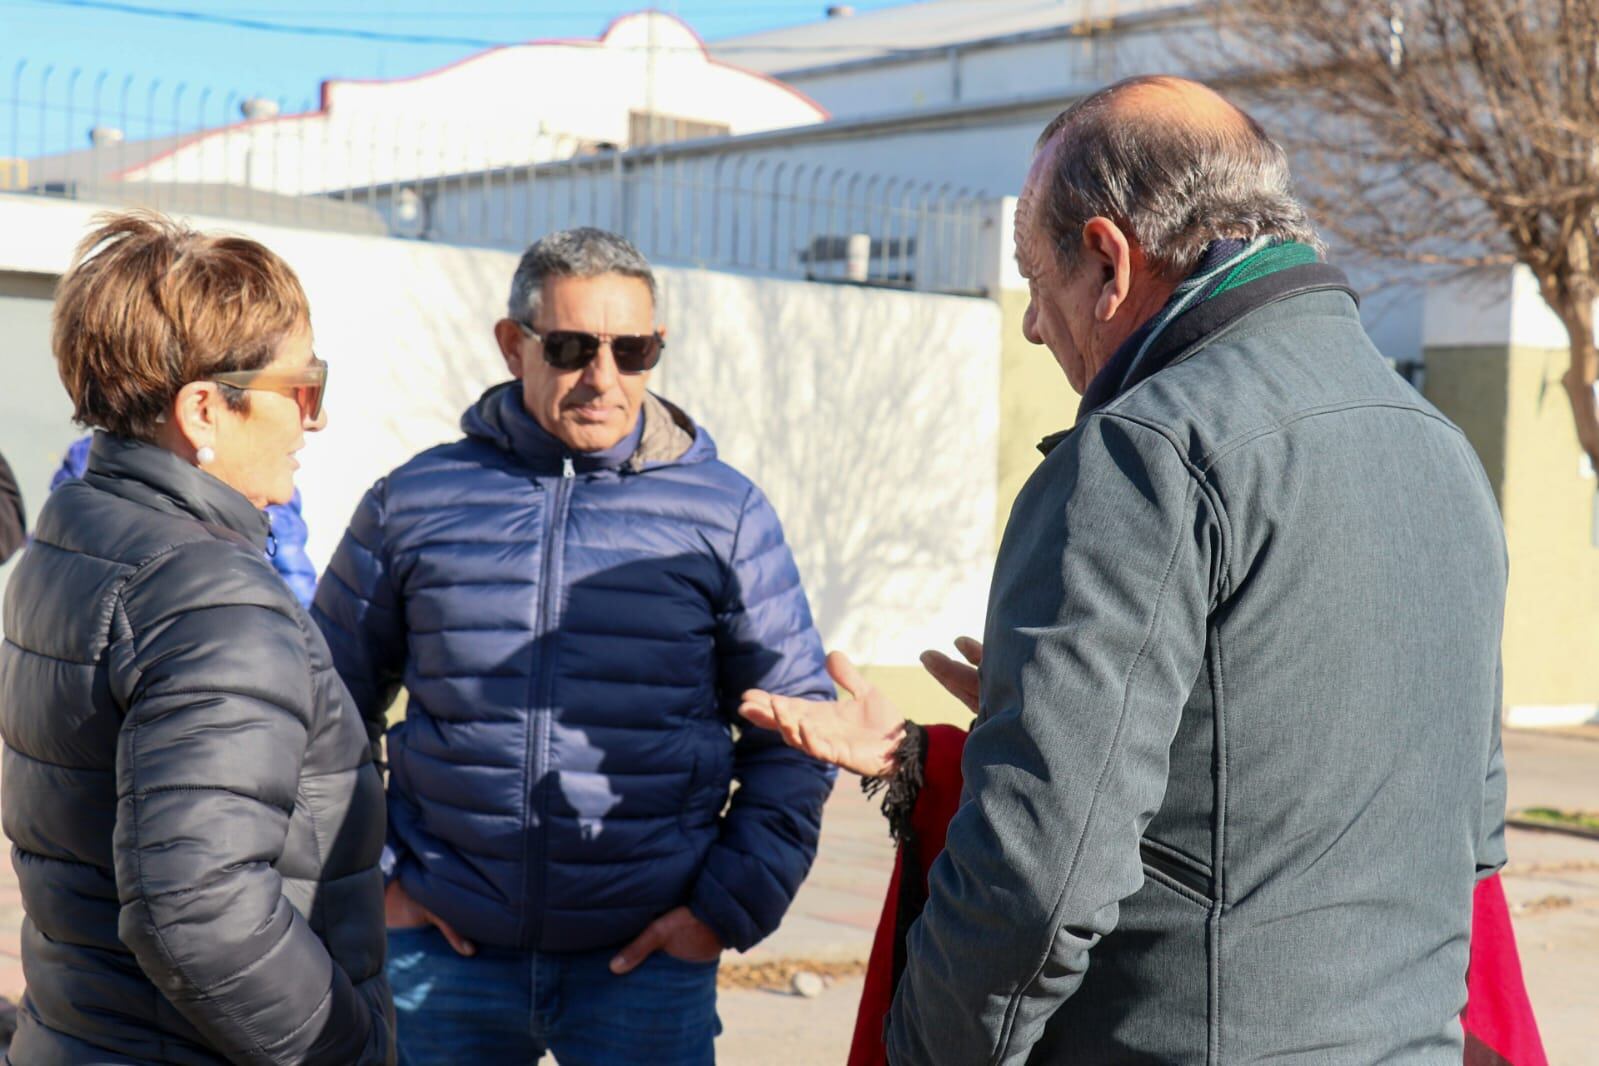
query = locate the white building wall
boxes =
[777,18,1198,118]
[957,37,1108,102]
[788,62,956,115]
[1424,265,1598,351]
[0,282,77,611]
[653,267,1000,663]
[112,14,826,196]
[0,194,998,667]
[394,145,999,294]
[391,108,1429,360]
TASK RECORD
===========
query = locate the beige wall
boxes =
[860,665,976,728]
[995,288,1079,540]
[1425,344,1599,720]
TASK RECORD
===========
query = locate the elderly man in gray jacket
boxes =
[745,76,1508,1063]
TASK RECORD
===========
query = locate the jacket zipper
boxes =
[526,455,575,948]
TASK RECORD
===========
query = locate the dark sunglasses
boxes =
[518,322,664,374]
[211,355,328,422]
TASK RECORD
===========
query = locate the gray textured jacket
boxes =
[0,434,392,1065]
[887,270,1507,1064]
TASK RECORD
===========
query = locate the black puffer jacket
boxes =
[0,450,23,564]
[0,434,392,1065]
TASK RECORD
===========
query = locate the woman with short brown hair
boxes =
[0,210,392,1064]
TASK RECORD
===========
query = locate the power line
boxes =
[171,4,848,15]
[10,0,977,51]
[16,0,510,45]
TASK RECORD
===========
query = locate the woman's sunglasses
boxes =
[211,356,328,422]
[518,322,664,374]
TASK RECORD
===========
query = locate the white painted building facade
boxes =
[31,13,827,197]
[716,0,1192,119]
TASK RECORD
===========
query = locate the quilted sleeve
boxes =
[689,483,836,951]
[311,480,407,747]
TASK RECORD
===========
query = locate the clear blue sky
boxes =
[2,0,908,155]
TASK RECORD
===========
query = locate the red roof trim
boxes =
[318,10,829,120]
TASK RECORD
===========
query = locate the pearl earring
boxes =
[196,446,216,466]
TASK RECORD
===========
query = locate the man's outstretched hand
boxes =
[739,651,906,777]
[919,635,982,716]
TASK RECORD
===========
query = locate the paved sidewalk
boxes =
[1497,729,1599,1065]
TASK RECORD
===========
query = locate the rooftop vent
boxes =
[240,97,280,121]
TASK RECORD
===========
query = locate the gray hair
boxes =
[507,227,657,323]
[1035,76,1323,278]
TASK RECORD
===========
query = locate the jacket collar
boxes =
[462,381,708,475]
[627,392,703,472]
[1040,244,1358,455]
[83,432,270,549]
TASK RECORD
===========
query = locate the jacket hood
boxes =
[461,381,715,474]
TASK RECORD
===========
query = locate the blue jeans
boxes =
[387,925,721,1065]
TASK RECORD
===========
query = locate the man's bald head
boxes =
[1029,76,1319,279]
[1095,75,1251,134]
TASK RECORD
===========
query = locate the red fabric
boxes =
[848,725,969,1066]
[847,846,902,1066]
[846,726,1545,1066]
[1463,874,1548,1065]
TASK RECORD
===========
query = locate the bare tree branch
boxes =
[1202,0,1599,473]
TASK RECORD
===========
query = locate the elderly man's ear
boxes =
[1081,216,1138,323]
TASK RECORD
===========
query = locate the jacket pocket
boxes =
[678,732,733,830]
[1139,838,1212,905]
[677,750,704,831]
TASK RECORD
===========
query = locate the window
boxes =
[628,111,730,148]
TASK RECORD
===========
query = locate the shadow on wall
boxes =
[657,270,999,661]
[399,246,519,442]
[288,240,517,567]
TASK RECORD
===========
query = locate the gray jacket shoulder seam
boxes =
[1095,413,1235,602]
[1098,399,1463,473]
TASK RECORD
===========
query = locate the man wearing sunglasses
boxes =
[313,227,834,1065]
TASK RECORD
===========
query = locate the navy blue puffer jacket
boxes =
[313,384,834,953]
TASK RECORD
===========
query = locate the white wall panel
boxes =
[0,194,1001,666]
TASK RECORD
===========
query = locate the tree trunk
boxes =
[1557,294,1599,477]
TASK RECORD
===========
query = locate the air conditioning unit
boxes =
[798,233,916,285]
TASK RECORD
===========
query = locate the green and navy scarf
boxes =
[1065,237,1352,433]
